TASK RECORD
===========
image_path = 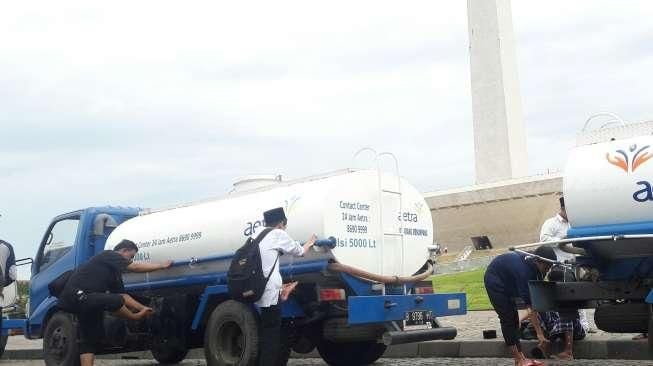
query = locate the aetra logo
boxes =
[243,220,266,236]
[633,181,653,202]
[606,144,652,173]
[242,195,302,236]
[398,211,418,222]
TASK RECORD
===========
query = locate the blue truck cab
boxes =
[10,206,466,366]
[27,207,139,340]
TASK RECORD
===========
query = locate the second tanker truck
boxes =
[8,168,466,366]
[515,118,653,355]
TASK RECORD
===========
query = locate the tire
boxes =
[317,338,387,366]
[595,302,649,333]
[151,341,188,364]
[43,312,80,366]
[204,300,259,366]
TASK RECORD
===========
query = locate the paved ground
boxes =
[437,309,638,341]
[0,358,647,365]
[4,309,645,362]
[5,309,638,352]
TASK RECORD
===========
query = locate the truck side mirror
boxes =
[93,214,118,236]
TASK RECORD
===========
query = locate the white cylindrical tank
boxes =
[565,135,653,228]
[106,169,434,277]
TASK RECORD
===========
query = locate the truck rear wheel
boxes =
[204,300,259,366]
[43,312,80,366]
[595,302,649,333]
[317,338,387,366]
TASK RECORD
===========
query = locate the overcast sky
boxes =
[1,1,652,274]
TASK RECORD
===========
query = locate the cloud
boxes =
[1,1,651,273]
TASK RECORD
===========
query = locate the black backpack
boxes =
[227,228,277,303]
[0,240,16,286]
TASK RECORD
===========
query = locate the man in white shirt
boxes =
[538,196,591,359]
[539,197,574,263]
[257,207,316,366]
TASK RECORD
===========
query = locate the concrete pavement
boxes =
[0,358,649,365]
[3,309,648,361]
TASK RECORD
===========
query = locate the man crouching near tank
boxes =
[257,207,316,366]
[484,246,557,366]
[58,239,172,366]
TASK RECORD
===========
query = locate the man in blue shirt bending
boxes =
[484,246,556,366]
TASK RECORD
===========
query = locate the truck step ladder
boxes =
[353,148,407,295]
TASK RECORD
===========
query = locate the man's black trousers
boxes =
[259,304,281,366]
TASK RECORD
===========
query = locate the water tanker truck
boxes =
[6,168,466,365]
[513,119,653,352]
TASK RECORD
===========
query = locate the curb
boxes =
[385,340,651,360]
[3,340,650,361]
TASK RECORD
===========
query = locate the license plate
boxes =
[403,310,433,330]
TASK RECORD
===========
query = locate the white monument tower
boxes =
[467,0,528,184]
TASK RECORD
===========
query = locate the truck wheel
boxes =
[595,302,649,333]
[317,339,387,366]
[43,312,80,366]
[151,341,188,364]
[204,300,259,366]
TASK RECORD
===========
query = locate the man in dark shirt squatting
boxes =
[484,246,557,366]
[59,239,172,366]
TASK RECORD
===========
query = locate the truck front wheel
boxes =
[43,312,80,366]
[204,300,259,366]
[316,338,387,366]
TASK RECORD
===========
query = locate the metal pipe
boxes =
[511,248,574,270]
[582,112,626,131]
[509,235,616,250]
[509,233,653,254]
[381,327,457,346]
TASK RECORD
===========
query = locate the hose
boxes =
[327,260,434,284]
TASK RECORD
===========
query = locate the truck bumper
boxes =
[1,318,27,336]
[347,292,466,325]
[529,280,650,312]
[382,326,457,345]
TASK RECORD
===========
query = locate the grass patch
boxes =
[431,267,492,311]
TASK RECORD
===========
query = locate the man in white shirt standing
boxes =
[539,197,592,356]
[539,197,591,330]
[256,207,316,366]
[540,197,574,263]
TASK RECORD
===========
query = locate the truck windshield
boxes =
[38,218,80,272]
